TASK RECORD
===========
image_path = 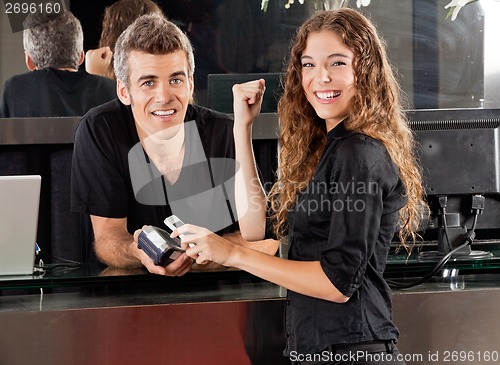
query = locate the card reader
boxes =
[138,225,185,266]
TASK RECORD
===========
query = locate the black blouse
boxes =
[284,121,407,356]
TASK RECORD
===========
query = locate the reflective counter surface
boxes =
[3,242,500,285]
[2,244,500,312]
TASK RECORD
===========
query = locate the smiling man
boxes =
[70,14,273,275]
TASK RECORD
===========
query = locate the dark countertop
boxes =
[2,244,500,313]
[2,266,500,313]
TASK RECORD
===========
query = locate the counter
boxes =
[1,262,500,365]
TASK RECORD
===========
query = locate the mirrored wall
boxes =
[1,0,499,113]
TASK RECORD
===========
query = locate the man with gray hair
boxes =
[71,13,276,275]
[0,10,115,117]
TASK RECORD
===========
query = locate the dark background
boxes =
[70,0,297,107]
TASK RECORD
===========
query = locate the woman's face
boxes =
[301,30,356,131]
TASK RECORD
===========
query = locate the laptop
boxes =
[0,175,41,276]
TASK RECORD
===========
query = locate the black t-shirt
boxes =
[71,99,238,235]
[284,122,407,355]
[0,68,116,117]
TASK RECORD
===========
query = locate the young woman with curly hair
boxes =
[173,8,427,365]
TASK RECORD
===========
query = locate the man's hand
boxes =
[133,229,193,276]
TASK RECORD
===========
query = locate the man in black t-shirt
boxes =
[71,14,278,275]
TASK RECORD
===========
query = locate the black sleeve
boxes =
[320,137,400,297]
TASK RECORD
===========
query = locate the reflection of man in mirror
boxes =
[71,14,278,276]
[0,9,115,118]
[0,9,116,265]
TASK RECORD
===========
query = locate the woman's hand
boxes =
[232,79,266,129]
[85,46,113,77]
[171,224,237,267]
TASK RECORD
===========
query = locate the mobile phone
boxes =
[138,225,185,266]
[164,214,186,237]
[164,215,196,248]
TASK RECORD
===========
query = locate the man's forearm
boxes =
[94,227,142,268]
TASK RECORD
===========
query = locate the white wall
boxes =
[0,9,27,98]
[483,0,500,108]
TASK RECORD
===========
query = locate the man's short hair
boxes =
[23,10,83,70]
[114,13,195,88]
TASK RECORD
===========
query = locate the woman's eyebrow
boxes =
[301,53,352,61]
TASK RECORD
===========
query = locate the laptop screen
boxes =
[0,175,41,276]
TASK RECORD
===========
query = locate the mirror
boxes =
[1,0,497,111]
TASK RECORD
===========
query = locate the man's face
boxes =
[117,50,194,141]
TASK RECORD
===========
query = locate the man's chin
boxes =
[147,122,183,141]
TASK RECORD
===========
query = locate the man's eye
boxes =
[170,78,182,85]
[142,80,154,87]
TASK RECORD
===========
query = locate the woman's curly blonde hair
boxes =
[268,8,427,250]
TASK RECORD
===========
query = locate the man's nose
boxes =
[155,83,173,103]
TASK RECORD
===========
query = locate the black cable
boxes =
[34,259,81,277]
[43,263,80,269]
[40,263,81,277]
[387,210,480,290]
[438,196,452,253]
[387,239,469,289]
[51,256,82,266]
